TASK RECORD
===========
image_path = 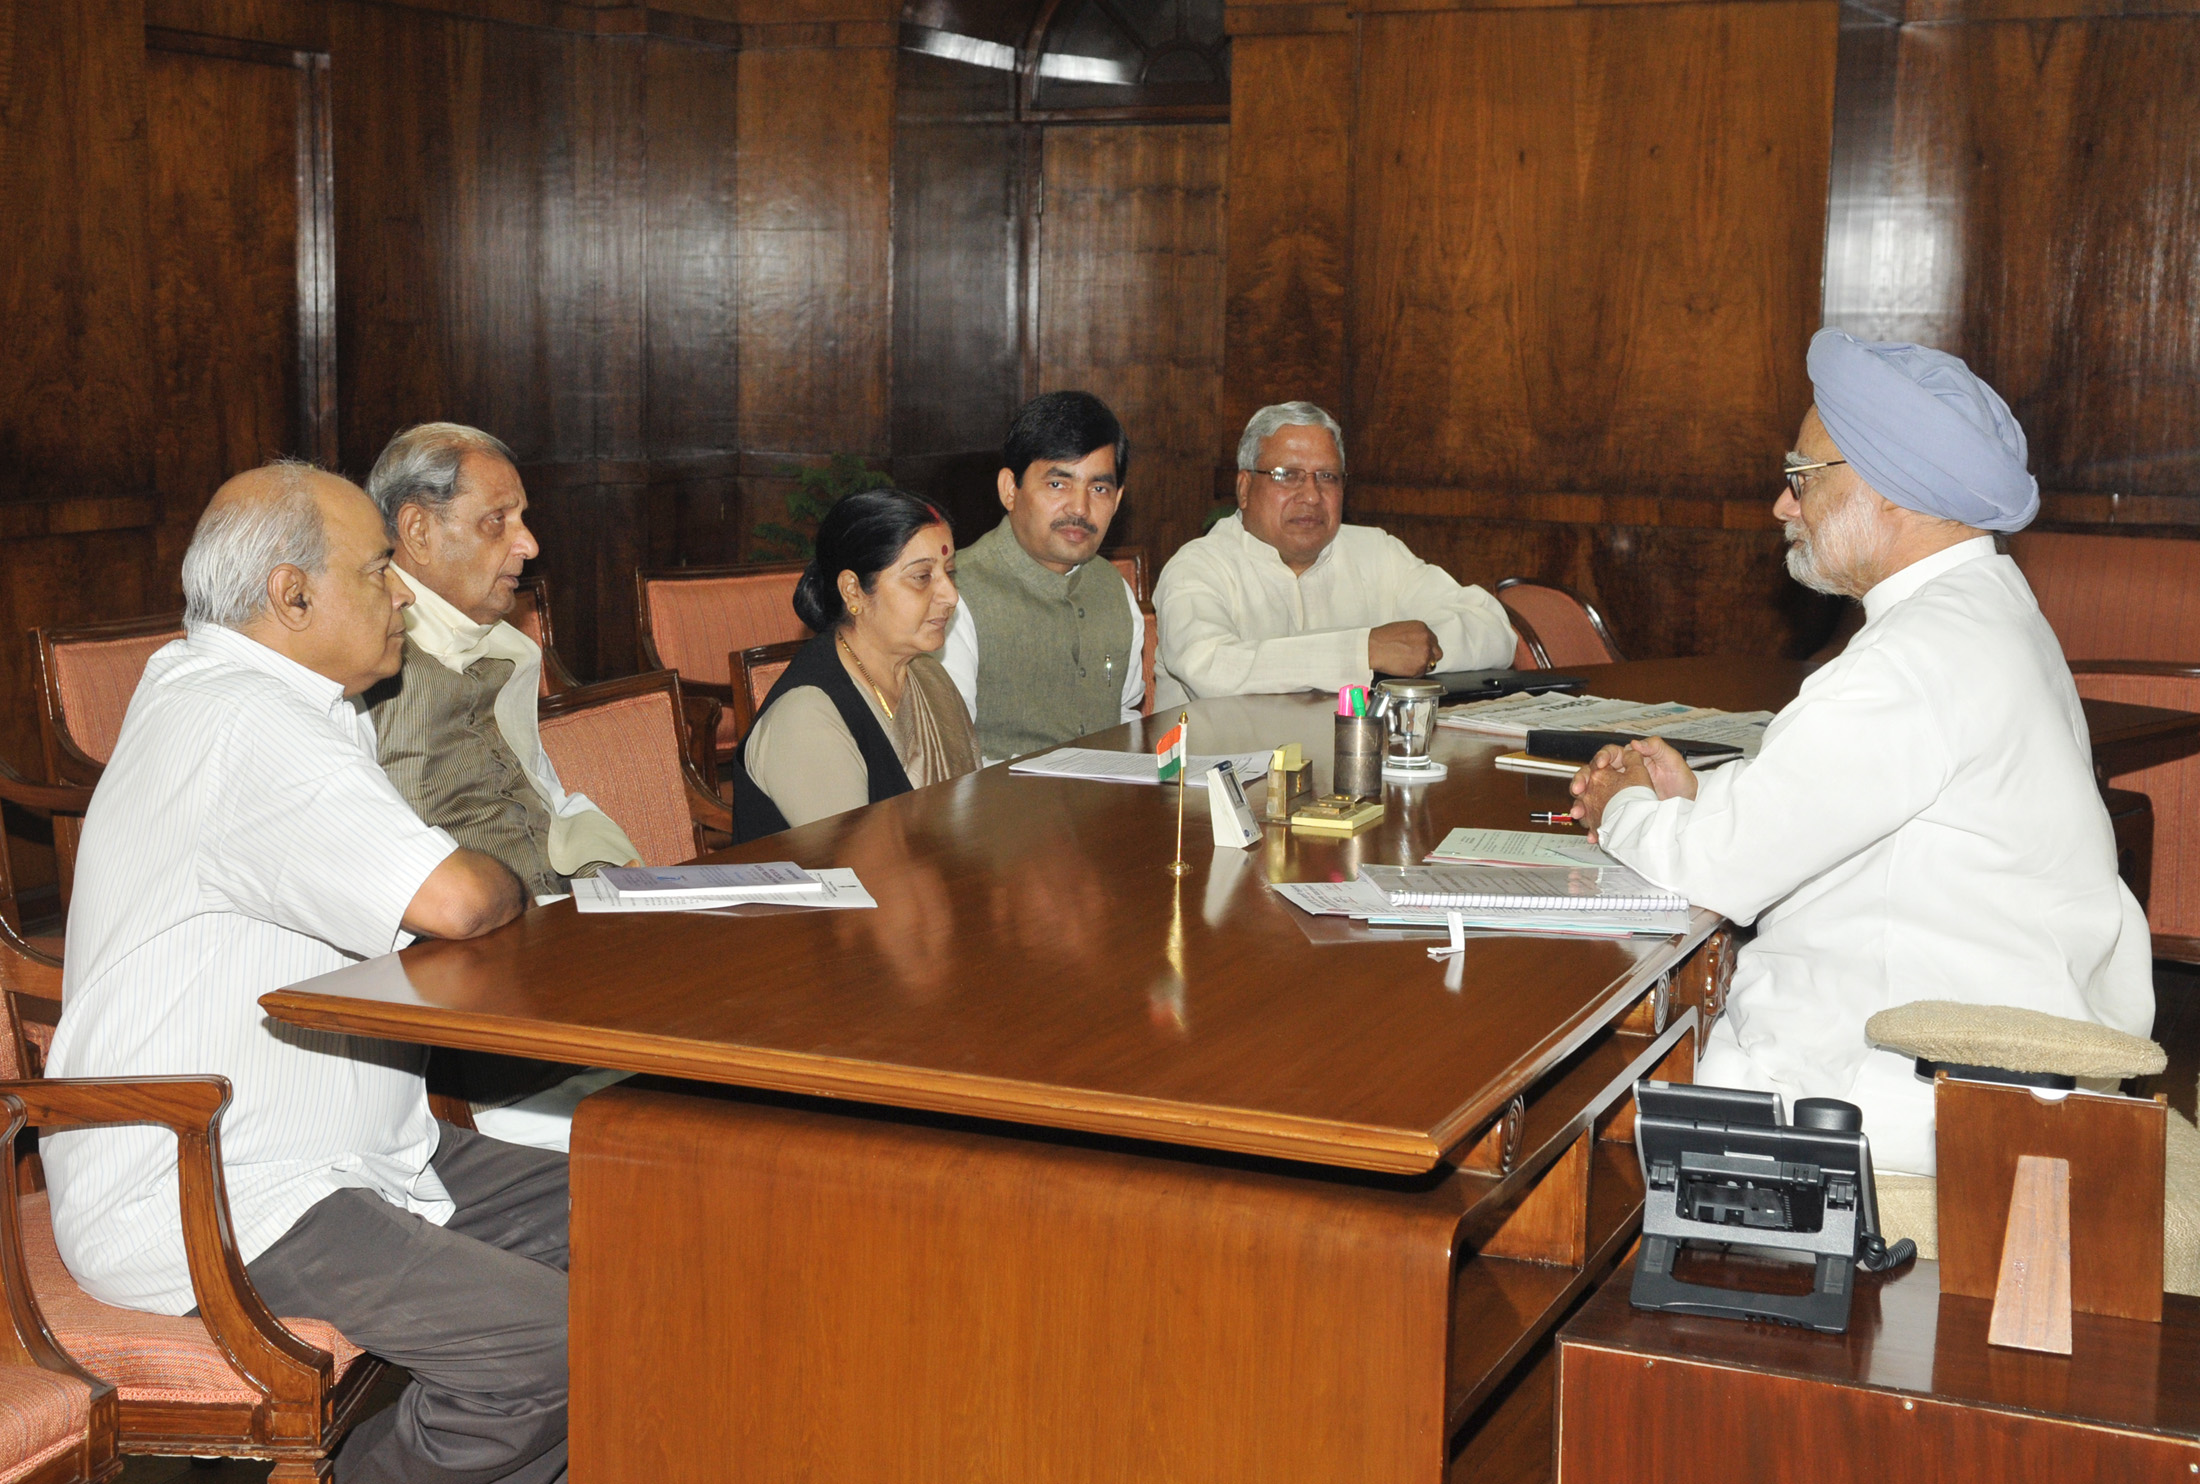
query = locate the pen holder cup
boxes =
[1264,762,1315,822]
[1333,715,1385,800]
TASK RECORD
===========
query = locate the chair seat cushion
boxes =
[1865,1000,2166,1080]
[0,1364,92,1484]
[21,1192,364,1404]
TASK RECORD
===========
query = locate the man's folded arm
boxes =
[403,847,526,940]
[1598,647,1951,921]
[1156,573,1368,697]
[1395,562,1516,669]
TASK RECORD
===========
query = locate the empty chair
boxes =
[0,918,383,1478]
[538,670,732,865]
[507,575,582,696]
[2011,533,2200,955]
[636,562,811,770]
[1495,580,1624,668]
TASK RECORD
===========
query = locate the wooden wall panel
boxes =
[1037,123,1229,563]
[734,40,894,461]
[1350,3,1836,502]
[145,42,311,581]
[1221,27,1350,442]
[1825,16,2200,504]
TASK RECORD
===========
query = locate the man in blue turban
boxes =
[1570,330,2153,1177]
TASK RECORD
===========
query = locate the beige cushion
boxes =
[1874,1172,1938,1261]
[1865,1001,2165,1081]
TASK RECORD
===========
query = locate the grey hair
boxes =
[1236,402,1347,473]
[180,460,330,628]
[364,422,516,532]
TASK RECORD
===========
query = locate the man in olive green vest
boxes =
[361,422,640,1151]
[942,391,1145,761]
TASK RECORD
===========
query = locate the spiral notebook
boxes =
[1356,862,1688,913]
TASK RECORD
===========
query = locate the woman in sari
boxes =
[733,487,980,838]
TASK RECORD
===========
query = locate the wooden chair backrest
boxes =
[2011,532,2200,663]
[35,613,187,773]
[730,640,808,748]
[1106,547,1147,605]
[0,918,60,1084]
[635,563,810,689]
[506,576,580,696]
[1935,1074,2166,1322]
[538,671,703,866]
[2073,667,2200,941]
[1496,580,1624,668]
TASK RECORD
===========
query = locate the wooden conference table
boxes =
[261,657,2198,1484]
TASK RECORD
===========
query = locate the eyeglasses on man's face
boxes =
[1256,468,1345,492]
[1783,457,1848,499]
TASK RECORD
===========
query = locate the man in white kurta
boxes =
[1153,402,1515,708]
[1571,332,2154,1176]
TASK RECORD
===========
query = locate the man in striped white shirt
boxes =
[44,463,570,1484]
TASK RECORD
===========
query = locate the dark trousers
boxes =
[244,1123,570,1484]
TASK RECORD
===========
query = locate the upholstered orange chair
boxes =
[538,670,732,865]
[0,1090,121,1484]
[635,563,811,770]
[0,919,385,1479]
[0,765,87,956]
[728,641,807,748]
[506,576,581,697]
[2011,532,2200,662]
[30,615,185,907]
[1496,579,1625,668]
[2011,533,2200,955]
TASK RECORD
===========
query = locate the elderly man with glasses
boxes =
[1151,401,1516,707]
[1569,329,2154,1177]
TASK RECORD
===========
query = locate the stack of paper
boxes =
[1269,876,1690,938]
[573,864,877,914]
[1438,693,1774,759]
[1009,747,1273,787]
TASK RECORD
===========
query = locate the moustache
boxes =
[1051,517,1099,536]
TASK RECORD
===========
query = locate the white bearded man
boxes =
[1569,329,2154,1176]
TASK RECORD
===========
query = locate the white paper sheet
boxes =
[1425,827,1611,868]
[1009,747,1274,787]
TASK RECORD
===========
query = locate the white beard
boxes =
[1784,487,1883,599]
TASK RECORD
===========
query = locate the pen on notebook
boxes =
[1529,811,1577,826]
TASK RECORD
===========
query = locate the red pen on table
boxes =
[1529,811,1577,827]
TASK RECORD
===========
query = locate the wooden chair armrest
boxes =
[665,672,733,706]
[0,756,93,816]
[0,1076,337,1406]
[681,694,722,789]
[684,765,734,839]
[539,646,584,697]
[2070,660,2200,679]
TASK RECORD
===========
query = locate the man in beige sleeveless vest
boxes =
[942,392,1144,761]
[361,422,640,1149]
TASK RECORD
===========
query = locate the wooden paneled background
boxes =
[6,0,2200,813]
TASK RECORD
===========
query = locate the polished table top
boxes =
[261,657,2192,1175]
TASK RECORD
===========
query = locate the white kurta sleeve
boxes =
[1155,555,1372,700]
[1597,645,1954,924]
[940,601,981,724]
[1377,537,1517,669]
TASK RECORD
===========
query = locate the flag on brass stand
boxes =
[1155,715,1187,783]
[1158,711,1190,876]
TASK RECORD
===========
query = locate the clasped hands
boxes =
[1569,737,1697,840]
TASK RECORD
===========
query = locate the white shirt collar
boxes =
[187,622,351,716]
[1861,535,1996,621]
[1225,511,1338,576]
[399,570,521,668]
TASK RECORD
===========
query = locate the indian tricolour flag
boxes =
[1155,713,1188,783]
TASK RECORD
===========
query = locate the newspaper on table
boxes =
[1437,692,1775,759]
[1009,747,1273,787]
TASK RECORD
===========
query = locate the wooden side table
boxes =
[1556,1251,2200,1480]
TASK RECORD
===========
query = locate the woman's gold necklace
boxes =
[839,635,896,720]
